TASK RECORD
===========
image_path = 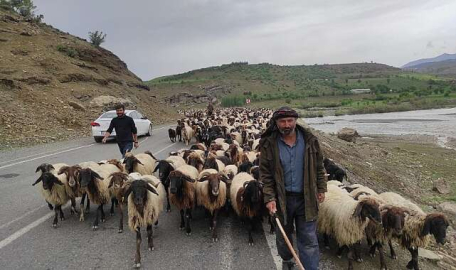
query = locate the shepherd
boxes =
[259,107,327,270]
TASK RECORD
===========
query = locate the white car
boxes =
[91,110,152,143]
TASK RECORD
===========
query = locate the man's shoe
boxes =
[282,260,295,270]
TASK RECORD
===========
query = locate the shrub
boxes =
[221,96,245,107]
[56,45,78,58]
[285,98,291,104]
[88,30,107,47]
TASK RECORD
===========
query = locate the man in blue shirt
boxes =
[260,107,327,270]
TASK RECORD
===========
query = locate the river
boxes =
[304,107,456,149]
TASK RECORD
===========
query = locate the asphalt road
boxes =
[0,125,440,270]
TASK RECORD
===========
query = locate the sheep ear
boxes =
[92,171,103,181]
[184,175,195,183]
[198,176,209,182]
[382,211,390,231]
[353,201,364,218]
[53,175,64,185]
[136,159,144,165]
[57,166,69,175]
[123,186,132,202]
[146,185,159,196]
[421,217,432,237]
[32,176,43,186]
[108,178,114,188]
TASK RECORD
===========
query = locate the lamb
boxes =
[168,128,177,143]
[318,184,382,270]
[78,168,111,230]
[196,169,227,242]
[230,172,265,245]
[175,125,182,142]
[379,192,449,270]
[33,166,70,228]
[104,172,130,232]
[123,179,164,268]
[123,151,157,175]
[323,158,347,182]
[167,165,198,235]
[186,151,204,172]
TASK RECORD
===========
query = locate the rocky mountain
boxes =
[402,53,456,68]
[0,8,178,149]
[404,58,456,78]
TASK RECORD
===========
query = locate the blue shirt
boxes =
[277,129,305,193]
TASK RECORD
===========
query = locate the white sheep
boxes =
[183,123,194,145]
[196,169,227,242]
[318,184,381,269]
[124,179,164,268]
[124,152,157,175]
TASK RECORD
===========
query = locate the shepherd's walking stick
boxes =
[273,213,305,270]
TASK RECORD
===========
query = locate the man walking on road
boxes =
[102,104,138,158]
[259,107,327,270]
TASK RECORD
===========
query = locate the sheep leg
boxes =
[323,234,330,249]
[369,241,378,257]
[110,198,116,216]
[406,247,419,270]
[388,240,397,259]
[100,204,106,222]
[70,198,78,215]
[377,243,387,270]
[179,209,185,230]
[337,245,348,258]
[85,198,90,213]
[165,190,171,212]
[52,205,59,228]
[347,246,355,270]
[46,200,54,210]
[354,241,363,262]
[212,210,218,242]
[147,225,154,251]
[185,208,192,236]
[118,203,124,233]
[134,228,142,268]
[93,205,101,230]
[59,206,65,221]
[248,218,254,246]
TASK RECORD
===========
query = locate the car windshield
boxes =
[100,112,117,119]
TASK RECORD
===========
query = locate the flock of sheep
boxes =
[32,107,449,270]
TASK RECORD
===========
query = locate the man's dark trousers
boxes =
[118,141,133,158]
[276,193,320,270]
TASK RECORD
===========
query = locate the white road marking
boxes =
[0,212,54,250]
[262,222,281,270]
[0,144,95,171]
[0,126,172,171]
[0,205,45,231]
[0,141,179,250]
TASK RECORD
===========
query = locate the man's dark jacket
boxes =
[259,124,327,224]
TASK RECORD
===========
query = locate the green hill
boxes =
[146,62,456,114]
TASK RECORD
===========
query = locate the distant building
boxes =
[350,89,371,94]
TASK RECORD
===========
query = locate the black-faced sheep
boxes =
[168,128,176,143]
[318,184,381,270]
[123,151,157,175]
[168,165,198,235]
[32,170,69,228]
[123,179,163,269]
[230,172,264,245]
[379,192,449,270]
[196,169,227,242]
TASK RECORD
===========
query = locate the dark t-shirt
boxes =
[106,115,137,143]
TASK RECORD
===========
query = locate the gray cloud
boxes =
[34,0,456,80]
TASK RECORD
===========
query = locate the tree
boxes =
[88,31,107,47]
[387,78,390,84]
[2,0,36,17]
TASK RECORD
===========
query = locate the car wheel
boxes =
[94,136,103,143]
[146,125,152,136]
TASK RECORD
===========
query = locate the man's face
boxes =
[276,117,296,136]
[116,108,125,117]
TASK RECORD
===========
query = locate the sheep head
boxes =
[123,155,143,173]
[242,180,263,205]
[33,172,63,190]
[79,168,103,189]
[58,165,81,187]
[353,198,381,224]
[168,171,195,195]
[421,213,449,245]
[380,205,409,235]
[108,172,129,189]
[35,163,54,174]
[123,180,158,216]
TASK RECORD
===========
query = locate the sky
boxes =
[34,0,456,81]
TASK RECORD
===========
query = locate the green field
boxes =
[146,62,456,113]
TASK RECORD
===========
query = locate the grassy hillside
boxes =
[404,59,456,79]
[146,62,456,114]
[0,7,177,149]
